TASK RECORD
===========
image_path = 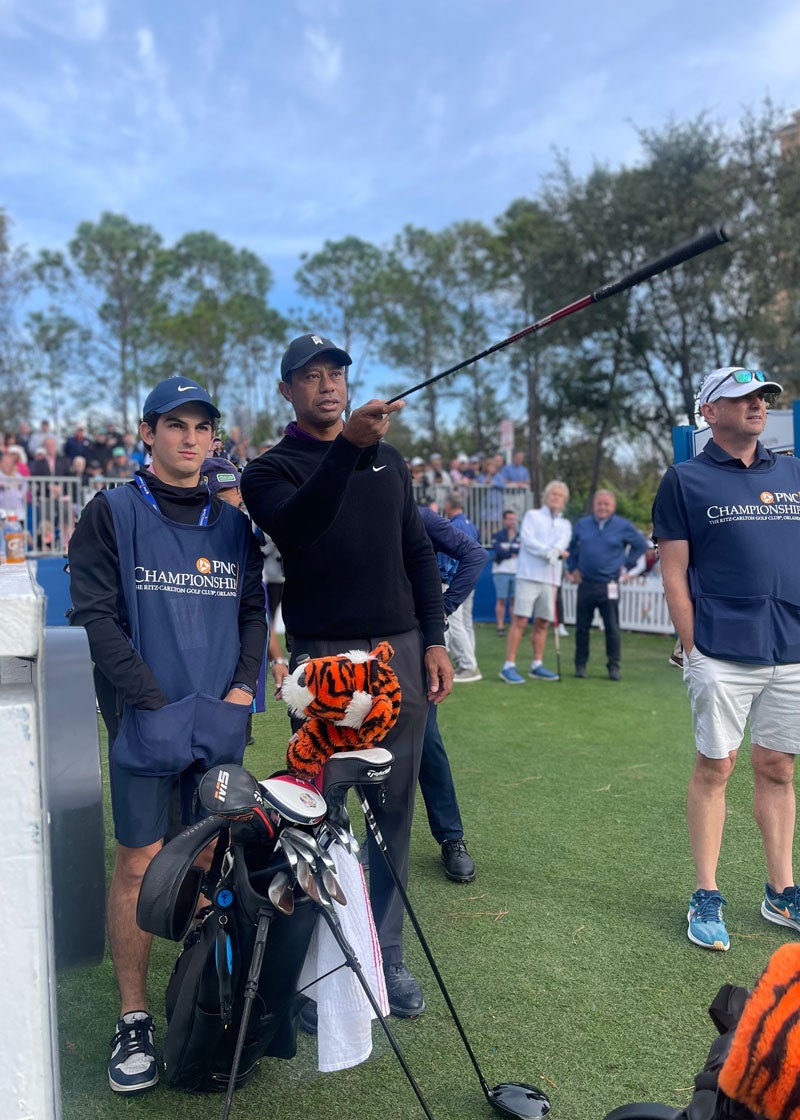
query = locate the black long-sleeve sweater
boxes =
[241,432,445,646]
[68,473,266,709]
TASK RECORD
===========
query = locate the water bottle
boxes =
[5,514,25,563]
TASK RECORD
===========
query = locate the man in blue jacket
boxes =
[418,502,487,881]
[653,366,800,953]
[567,490,647,681]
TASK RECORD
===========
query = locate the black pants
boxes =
[288,628,427,965]
[575,580,620,672]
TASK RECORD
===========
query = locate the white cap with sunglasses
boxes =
[698,367,783,406]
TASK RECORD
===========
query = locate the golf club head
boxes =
[260,773,327,825]
[281,827,326,864]
[277,835,299,872]
[267,871,294,915]
[488,1082,551,1119]
[322,867,347,906]
[199,764,263,817]
[295,859,319,901]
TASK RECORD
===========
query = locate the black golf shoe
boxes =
[384,962,425,1017]
[574,665,587,678]
[441,838,476,883]
[297,998,318,1035]
[608,667,622,681]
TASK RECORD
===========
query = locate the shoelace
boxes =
[110,1018,154,1057]
[444,839,468,856]
[694,892,728,921]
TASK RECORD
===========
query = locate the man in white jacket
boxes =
[499,480,571,683]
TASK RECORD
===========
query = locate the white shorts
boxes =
[683,646,800,759]
[512,578,555,623]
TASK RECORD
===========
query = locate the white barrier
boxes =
[560,578,674,634]
[0,564,60,1119]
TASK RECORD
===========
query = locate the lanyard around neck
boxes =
[134,473,211,527]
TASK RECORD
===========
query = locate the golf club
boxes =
[386,223,733,404]
[357,791,551,1119]
[551,575,562,682]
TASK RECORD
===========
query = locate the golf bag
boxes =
[603,984,754,1120]
[138,815,316,1092]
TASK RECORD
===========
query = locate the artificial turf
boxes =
[58,626,794,1120]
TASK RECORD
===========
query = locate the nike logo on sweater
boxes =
[372,465,387,472]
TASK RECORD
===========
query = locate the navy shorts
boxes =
[109,757,208,849]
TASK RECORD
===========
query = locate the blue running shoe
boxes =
[687,889,729,951]
[499,666,525,684]
[529,665,559,681]
[761,883,800,932]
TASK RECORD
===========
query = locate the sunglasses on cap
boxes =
[716,369,767,391]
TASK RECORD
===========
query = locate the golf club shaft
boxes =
[551,576,561,682]
[386,224,733,403]
[357,788,494,1100]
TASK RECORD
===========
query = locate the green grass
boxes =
[58,627,791,1120]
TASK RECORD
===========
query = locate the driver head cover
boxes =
[281,642,401,779]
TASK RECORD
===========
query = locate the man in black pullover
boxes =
[242,334,452,1019]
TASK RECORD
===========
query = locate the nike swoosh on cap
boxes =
[372,465,387,472]
[177,385,195,392]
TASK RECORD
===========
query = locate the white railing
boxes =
[411,483,531,544]
[560,579,674,634]
[3,476,129,556]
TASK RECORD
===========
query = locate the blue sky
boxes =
[2,0,798,410]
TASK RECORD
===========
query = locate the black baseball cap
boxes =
[142,376,220,419]
[280,334,352,381]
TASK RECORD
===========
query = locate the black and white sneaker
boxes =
[108,1011,158,1093]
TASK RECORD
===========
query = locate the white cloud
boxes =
[197,12,222,74]
[73,0,106,41]
[303,25,342,88]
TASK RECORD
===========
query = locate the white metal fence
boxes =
[3,476,128,556]
[12,477,533,554]
[560,579,674,634]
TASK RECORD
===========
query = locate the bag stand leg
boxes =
[221,905,273,1120]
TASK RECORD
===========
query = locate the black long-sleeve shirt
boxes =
[241,432,445,647]
[68,473,266,709]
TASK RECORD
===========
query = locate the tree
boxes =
[0,209,33,432]
[27,309,93,432]
[294,236,385,403]
[35,212,168,430]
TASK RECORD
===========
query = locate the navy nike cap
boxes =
[142,377,220,419]
[280,334,352,381]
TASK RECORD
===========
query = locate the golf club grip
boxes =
[592,223,733,303]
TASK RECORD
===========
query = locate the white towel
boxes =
[297,845,389,1072]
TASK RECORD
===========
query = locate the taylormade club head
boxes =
[267,871,294,916]
[199,764,263,817]
[487,1082,551,1118]
[322,867,347,905]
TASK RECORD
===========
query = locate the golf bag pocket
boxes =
[192,695,250,769]
[111,695,197,775]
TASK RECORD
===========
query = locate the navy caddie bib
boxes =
[673,454,800,664]
[104,484,253,775]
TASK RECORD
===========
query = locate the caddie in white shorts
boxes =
[653,364,800,955]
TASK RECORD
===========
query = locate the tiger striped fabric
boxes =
[719,942,800,1120]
